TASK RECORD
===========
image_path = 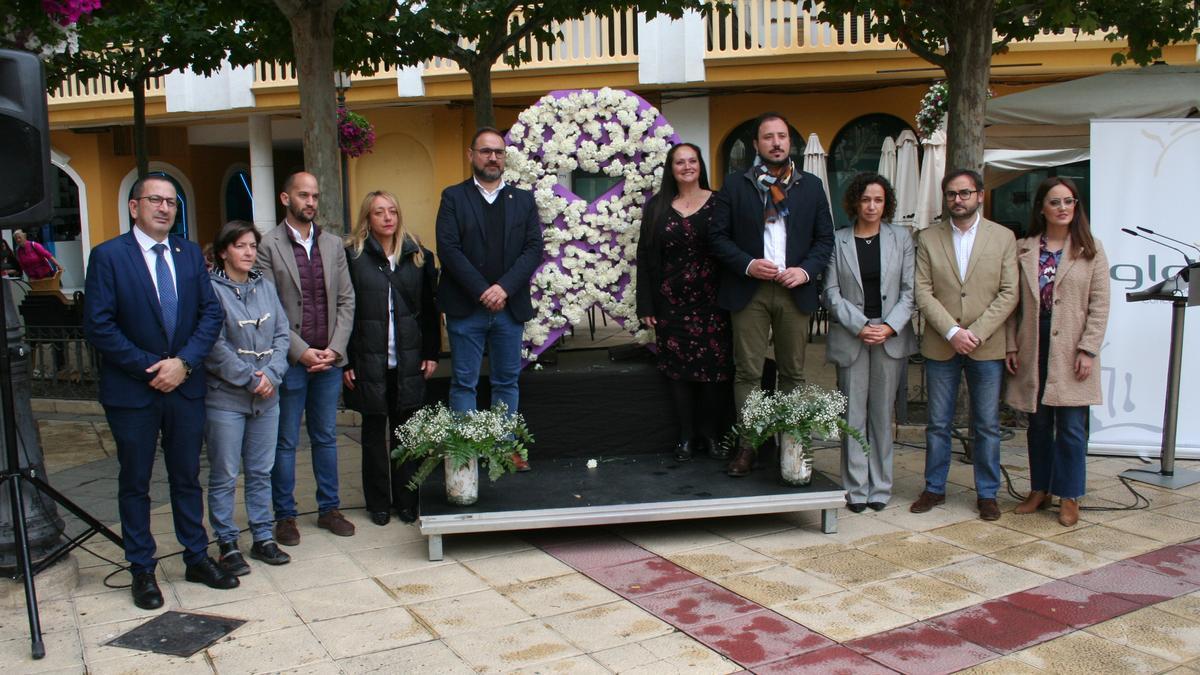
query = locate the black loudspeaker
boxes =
[0,49,53,230]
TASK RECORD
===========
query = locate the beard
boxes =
[287,202,315,224]
[473,163,502,182]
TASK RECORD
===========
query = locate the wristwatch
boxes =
[178,356,193,379]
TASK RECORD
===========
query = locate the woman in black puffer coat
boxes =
[343,190,440,525]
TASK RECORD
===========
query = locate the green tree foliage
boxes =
[47,0,236,178]
[819,0,1200,172]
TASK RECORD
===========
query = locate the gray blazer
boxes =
[824,223,917,367]
[256,221,356,367]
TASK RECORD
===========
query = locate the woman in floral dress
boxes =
[636,143,734,462]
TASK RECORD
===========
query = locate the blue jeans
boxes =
[446,308,524,414]
[206,405,279,543]
[1027,405,1089,498]
[924,355,1004,499]
[272,363,342,519]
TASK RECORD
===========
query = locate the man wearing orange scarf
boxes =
[710,112,835,476]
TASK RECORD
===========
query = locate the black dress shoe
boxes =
[846,503,867,513]
[370,511,391,526]
[673,440,693,462]
[397,507,417,524]
[185,556,240,590]
[867,502,887,512]
[131,572,164,610]
[704,437,731,461]
[249,540,291,566]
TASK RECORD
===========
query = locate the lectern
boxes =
[1121,263,1200,489]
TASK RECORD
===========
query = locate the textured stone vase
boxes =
[780,434,813,486]
[444,457,479,506]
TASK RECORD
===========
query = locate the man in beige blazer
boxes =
[256,171,356,544]
[910,169,1017,521]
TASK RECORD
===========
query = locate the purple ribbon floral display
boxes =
[504,88,681,364]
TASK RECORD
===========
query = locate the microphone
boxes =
[1136,227,1200,257]
[1123,228,1195,266]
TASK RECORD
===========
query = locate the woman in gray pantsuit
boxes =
[824,173,917,512]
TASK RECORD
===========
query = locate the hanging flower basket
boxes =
[337,107,375,158]
[916,81,994,140]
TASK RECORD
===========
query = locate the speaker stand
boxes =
[1,277,123,660]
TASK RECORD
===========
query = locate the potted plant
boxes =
[729,386,866,486]
[392,402,532,506]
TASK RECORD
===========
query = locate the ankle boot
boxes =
[1014,490,1051,514]
[1058,498,1079,527]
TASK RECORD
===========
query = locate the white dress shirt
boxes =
[286,220,315,257]
[386,257,397,369]
[945,211,981,340]
[473,177,505,205]
[133,225,176,299]
[763,215,788,270]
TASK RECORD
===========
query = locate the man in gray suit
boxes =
[257,171,356,544]
[824,173,916,512]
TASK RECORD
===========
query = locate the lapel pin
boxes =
[174,247,181,253]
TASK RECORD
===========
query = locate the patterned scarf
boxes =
[753,160,796,219]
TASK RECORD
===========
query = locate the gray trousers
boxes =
[837,325,904,505]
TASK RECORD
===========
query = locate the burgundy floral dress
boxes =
[652,198,733,382]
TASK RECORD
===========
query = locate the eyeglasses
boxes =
[138,195,178,208]
[944,189,979,201]
[472,148,505,158]
[1046,198,1077,208]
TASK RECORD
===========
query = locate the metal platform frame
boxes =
[419,483,843,561]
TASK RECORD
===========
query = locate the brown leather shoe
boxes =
[1014,490,1051,514]
[511,453,531,472]
[726,446,755,477]
[275,517,300,547]
[909,491,945,513]
[977,498,1001,521]
[1058,498,1079,527]
[317,509,356,537]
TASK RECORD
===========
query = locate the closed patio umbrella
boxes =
[802,133,832,217]
[893,129,920,230]
[914,125,947,231]
[877,136,897,185]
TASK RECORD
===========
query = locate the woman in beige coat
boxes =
[1004,177,1110,526]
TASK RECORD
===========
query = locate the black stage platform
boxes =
[425,347,734,458]
[418,454,843,560]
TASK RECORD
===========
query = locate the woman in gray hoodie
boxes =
[205,221,292,575]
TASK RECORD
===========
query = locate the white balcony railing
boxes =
[424,8,640,76]
[46,4,1131,109]
[49,72,164,106]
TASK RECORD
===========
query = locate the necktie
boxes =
[152,243,177,344]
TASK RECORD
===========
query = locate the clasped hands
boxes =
[857,323,896,346]
[748,259,809,289]
[480,284,508,312]
[299,347,339,373]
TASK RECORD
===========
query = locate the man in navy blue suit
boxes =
[84,175,238,609]
[436,127,543,470]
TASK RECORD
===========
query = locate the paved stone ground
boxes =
[7,405,1200,673]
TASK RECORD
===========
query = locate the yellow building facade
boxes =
[39,4,1198,286]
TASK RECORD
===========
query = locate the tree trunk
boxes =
[131,74,148,178]
[276,0,345,230]
[467,59,496,129]
[943,0,995,176]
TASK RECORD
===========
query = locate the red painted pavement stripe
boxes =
[534,529,1200,673]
